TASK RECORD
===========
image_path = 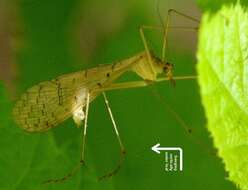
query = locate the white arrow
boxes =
[151,143,183,171]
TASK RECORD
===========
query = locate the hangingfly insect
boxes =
[12,9,199,184]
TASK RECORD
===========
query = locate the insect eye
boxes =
[163,66,168,72]
[163,62,174,73]
[166,62,174,69]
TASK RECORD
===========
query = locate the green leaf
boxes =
[197,0,248,12]
[197,3,248,190]
[0,0,238,189]
[197,0,234,12]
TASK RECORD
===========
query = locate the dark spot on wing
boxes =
[57,83,62,105]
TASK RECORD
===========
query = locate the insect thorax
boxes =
[131,52,165,81]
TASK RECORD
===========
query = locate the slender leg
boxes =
[43,92,90,184]
[140,10,199,64]
[80,92,90,163]
[98,92,126,180]
[148,86,217,157]
[162,9,200,62]
[94,75,197,92]
[98,81,216,157]
[140,25,198,31]
[148,86,193,135]
[139,25,157,76]
[140,20,198,85]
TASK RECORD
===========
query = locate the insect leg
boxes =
[161,9,200,62]
[80,91,90,163]
[139,25,157,75]
[139,23,198,63]
[139,22,198,85]
[42,92,90,184]
[98,92,126,180]
[100,81,216,157]
[148,86,217,157]
[95,75,196,92]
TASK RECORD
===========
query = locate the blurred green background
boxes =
[0,0,237,189]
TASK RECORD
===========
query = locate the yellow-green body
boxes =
[13,51,169,132]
